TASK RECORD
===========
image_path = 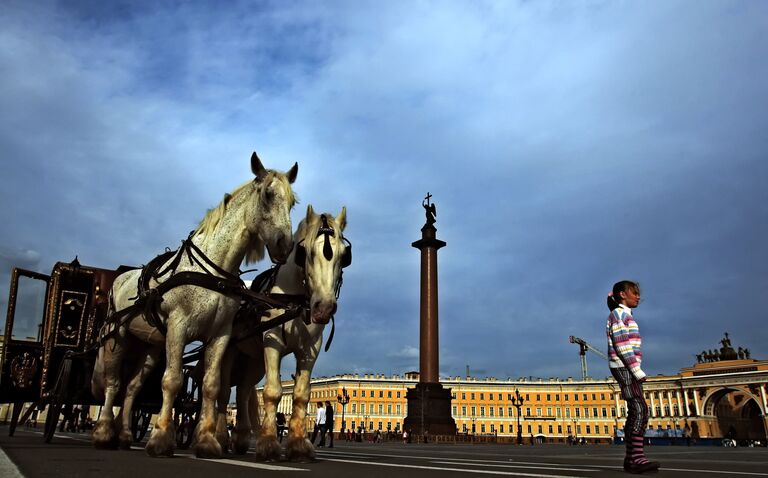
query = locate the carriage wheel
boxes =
[174,409,198,449]
[131,409,152,443]
[44,357,73,443]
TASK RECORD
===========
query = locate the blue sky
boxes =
[1,0,767,382]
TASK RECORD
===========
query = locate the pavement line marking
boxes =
[0,446,25,478]
[187,456,308,471]
[323,458,583,477]
[433,461,598,472]
[659,468,768,476]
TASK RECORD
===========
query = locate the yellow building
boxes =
[257,357,768,444]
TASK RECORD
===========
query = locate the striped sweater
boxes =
[606,305,646,381]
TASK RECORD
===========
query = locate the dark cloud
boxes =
[1,1,766,387]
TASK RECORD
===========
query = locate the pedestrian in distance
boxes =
[313,401,327,447]
[276,412,287,443]
[607,280,660,474]
[324,401,334,448]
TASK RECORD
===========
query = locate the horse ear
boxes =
[337,206,347,231]
[287,162,298,184]
[306,204,315,221]
[251,151,267,179]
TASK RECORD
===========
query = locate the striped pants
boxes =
[611,367,649,464]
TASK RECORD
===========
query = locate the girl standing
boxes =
[607,280,660,474]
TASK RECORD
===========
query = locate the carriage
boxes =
[0,258,203,445]
[0,256,304,447]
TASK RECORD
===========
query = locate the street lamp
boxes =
[510,388,525,445]
[337,387,350,434]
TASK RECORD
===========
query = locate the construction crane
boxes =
[569,336,609,380]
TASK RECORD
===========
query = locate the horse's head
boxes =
[294,205,350,324]
[247,152,298,264]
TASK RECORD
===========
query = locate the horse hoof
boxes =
[146,429,175,457]
[254,435,281,461]
[92,421,118,449]
[215,430,231,453]
[285,437,315,462]
[232,429,251,455]
[118,430,133,450]
[194,433,223,459]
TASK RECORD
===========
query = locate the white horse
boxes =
[213,205,349,461]
[91,152,298,458]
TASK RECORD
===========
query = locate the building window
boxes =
[536,408,542,417]
[604,425,609,435]
[602,408,607,417]
[498,407,503,417]
[388,391,392,398]
[463,424,468,432]
[500,424,505,433]
[378,422,382,430]
[584,408,589,417]
[556,394,560,401]
[593,407,598,417]
[575,408,580,417]
[538,425,542,433]
[397,391,401,398]
[527,425,532,433]
[592,393,596,401]
[508,407,513,417]
[565,394,569,401]
[547,407,552,417]
[536,394,541,401]
[546,394,551,401]
[498,393,502,401]
[526,394,530,401]
[351,421,356,430]
[480,393,484,400]
[481,424,486,433]
[574,394,578,402]
[480,406,486,417]
[507,393,512,400]
[577,425,582,434]
[396,404,401,415]
[379,391,384,398]
[558,425,562,434]
[611,407,616,417]
[388,421,392,431]
[462,393,466,400]
[583,394,587,401]
[378,404,383,414]
[353,390,357,397]
[489,407,494,417]
[362,391,366,398]
[566,408,571,418]
[462,406,467,416]
[388,404,392,414]
[471,406,476,416]
[526,407,531,416]
[548,425,553,434]
[586,425,591,434]
[601,393,606,400]
[567,425,572,433]
[351,404,356,413]
[471,393,475,400]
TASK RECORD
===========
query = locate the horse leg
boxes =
[92,336,125,449]
[254,346,282,461]
[118,346,161,449]
[193,332,229,459]
[231,351,264,455]
[214,347,235,453]
[145,332,185,457]
[285,357,316,462]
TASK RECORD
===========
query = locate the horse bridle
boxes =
[293,214,352,270]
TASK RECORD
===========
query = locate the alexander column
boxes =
[403,193,457,438]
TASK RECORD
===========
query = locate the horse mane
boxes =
[194,170,298,265]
